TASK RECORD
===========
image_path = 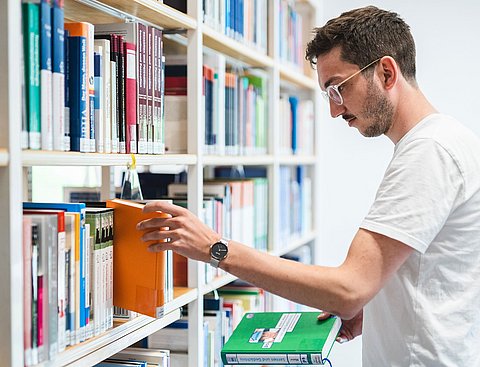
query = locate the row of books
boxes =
[163,58,269,156]
[279,96,315,156]
[164,0,268,54]
[203,0,268,53]
[22,202,115,365]
[279,166,313,243]
[277,0,305,69]
[21,199,176,365]
[22,0,166,154]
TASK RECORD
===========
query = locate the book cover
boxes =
[221,312,341,365]
[106,199,172,318]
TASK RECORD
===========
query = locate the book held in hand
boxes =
[221,311,341,365]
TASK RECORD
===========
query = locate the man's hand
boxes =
[317,309,363,343]
[136,200,220,263]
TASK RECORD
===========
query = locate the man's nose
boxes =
[329,100,346,118]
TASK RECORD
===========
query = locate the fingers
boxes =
[137,216,170,230]
[147,242,170,253]
[317,311,331,320]
[141,228,174,243]
[143,200,186,216]
[336,335,349,344]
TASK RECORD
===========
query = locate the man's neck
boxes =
[386,83,437,144]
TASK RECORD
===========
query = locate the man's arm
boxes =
[138,201,414,320]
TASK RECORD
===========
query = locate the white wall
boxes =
[315,1,480,365]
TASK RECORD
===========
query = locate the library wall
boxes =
[316,1,480,366]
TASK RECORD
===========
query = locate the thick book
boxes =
[221,312,341,365]
[106,199,172,318]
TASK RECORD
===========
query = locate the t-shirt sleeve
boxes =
[360,138,464,253]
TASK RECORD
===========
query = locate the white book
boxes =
[110,61,119,153]
[94,39,112,154]
[93,46,104,153]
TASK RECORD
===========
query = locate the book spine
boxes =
[40,0,53,151]
[94,51,104,153]
[86,23,95,152]
[23,3,41,150]
[124,41,137,154]
[64,29,70,151]
[51,0,65,151]
[222,352,325,365]
[118,35,126,153]
[30,224,39,365]
[56,212,67,352]
[137,23,148,154]
[67,36,88,152]
[23,217,33,366]
[146,26,153,154]
[110,59,118,153]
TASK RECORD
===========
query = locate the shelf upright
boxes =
[186,2,205,367]
[0,0,24,365]
[267,0,281,253]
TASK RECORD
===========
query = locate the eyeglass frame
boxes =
[321,57,382,106]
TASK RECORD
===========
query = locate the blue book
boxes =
[23,202,87,343]
[51,0,65,151]
[289,96,298,154]
[40,0,53,151]
[68,35,88,152]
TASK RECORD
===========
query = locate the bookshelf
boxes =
[0,0,322,366]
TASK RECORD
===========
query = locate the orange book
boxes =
[106,199,172,318]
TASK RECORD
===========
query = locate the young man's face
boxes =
[316,47,394,138]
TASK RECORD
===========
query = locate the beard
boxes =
[361,79,395,137]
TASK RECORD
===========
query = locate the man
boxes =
[137,6,480,366]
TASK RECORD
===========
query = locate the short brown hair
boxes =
[305,6,417,82]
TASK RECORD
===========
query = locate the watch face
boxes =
[211,242,228,260]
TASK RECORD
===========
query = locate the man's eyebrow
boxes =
[324,76,340,89]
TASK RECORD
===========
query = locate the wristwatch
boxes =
[209,238,229,268]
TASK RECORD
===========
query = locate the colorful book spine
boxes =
[93,51,104,153]
[137,23,148,154]
[22,2,41,150]
[51,0,65,151]
[40,0,53,151]
[64,28,70,151]
[124,41,137,154]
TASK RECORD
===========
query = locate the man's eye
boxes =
[338,84,346,93]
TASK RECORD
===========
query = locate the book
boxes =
[105,199,172,318]
[51,0,65,151]
[221,312,341,365]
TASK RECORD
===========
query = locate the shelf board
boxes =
[202,273,237,295]
[163,287,198,314]
[0,149,8,166]
[273,231,317,256]
[202,25,274,68]
[203,154,274,166]
[277,155,317,165]
[278,63,318,90]
[66,0,197,30]
[22,151,197,166]
[44,308,181,367]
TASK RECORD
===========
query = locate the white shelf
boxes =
[22,151,197,166]
[277,155,317,165]
[65,0,197,30]
[202,273,238,295]
[203,154,274,166]
[273,231,317,257]
[163,287,198,315]
[0,149,8,166]
[278,63,318,91]
[40,308,181,367]
[202,25,274,68]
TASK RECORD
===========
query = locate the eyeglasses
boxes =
[321,58,382,105]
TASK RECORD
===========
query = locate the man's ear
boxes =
[377,56,398,90]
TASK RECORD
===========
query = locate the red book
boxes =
[124,41,137,154]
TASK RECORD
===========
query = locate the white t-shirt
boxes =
[360,114,480,367]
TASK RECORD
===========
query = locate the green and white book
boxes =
[221,311,341,365]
